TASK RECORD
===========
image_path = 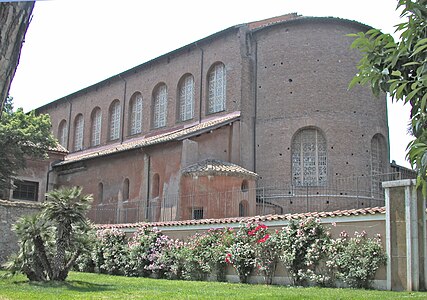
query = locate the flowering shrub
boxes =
[253,226,281,285]
[140,229,172,278]
[331,231,387,289]
[226,221,261,283]
[184,228,234,281]
[95,228,129,275]
[279,217,332,286]
[157,238,188,280]
[126,226,161,277]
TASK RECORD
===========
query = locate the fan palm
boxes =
[44,186,93,280]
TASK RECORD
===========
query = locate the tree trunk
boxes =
[0,2,34,118]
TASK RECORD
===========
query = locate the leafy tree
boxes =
[0,97,56,191]
[348,0,427,191]
[3,186,93,281]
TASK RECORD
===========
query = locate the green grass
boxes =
[0,271,425,299]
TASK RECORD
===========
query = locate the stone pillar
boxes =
[383,179,427,291]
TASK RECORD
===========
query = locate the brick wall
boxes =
[0,200,41,265]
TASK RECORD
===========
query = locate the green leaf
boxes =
[391,70,402,77]
[411,44,427,57]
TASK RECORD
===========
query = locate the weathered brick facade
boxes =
[33,14,390,223]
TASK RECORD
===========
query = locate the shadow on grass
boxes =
[12,279,115,293]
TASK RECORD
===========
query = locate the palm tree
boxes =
[44,186,93,280]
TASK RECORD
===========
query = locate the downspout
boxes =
[146,154,151,219]
[253,35,258,173]
[195,42,204,123]
[118,75,127,144]
[66,97,72,150]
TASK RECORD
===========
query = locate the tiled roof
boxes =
[95,207,386,230]
[49,143,68,154]
[56,112,240,165]
[0,199,42,208]
[247,13,302,30]
[182,159,258,178]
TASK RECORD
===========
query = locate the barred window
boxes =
[292,128,327,186]
[130,93,143,135]
[239,200,249,217]
[153,84,167,128]
[13,180,39,201]
[58,119,67,147]
[91,107,102,146]
[109,100,121,140]
[192,207,204,220]
[208,63,226,114]
[179,75,194,121]
[74,114,84,151]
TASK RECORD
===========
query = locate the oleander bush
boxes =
[70,219,386,289]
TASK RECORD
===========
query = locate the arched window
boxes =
[207,63,226,114]
[129,93,143,135]
[291,128,327,186]
[371,133,388,192]
[74,114,84,151]
[58,119,67,147]
[152,173,160,198]
[239,200,249,217]
[98,182,104,204]
[123,178,130,201]
[241,180,249,192]
[178,74,194,121]
[109,100,121,140]
[153,84,167,128]
[91,107,102,146]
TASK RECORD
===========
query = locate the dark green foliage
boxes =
[0,97,56,190]
[3,187,93,281]
[348,0,427,192]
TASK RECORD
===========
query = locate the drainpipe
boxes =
[66,97,72,150]
[118,75,127,143]
[195,42,204,123]
[253,36,258,172]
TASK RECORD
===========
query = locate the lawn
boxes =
[0,271,425,299]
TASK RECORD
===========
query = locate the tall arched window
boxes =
[152,173,160,198]
[58,119,68,147]
[123,178,130,201]
[74,114,84,151]
[129,93,143,135]
[153,84,167,128]
[109,100,121,140]
[292,128,327,186]
[207,63,226,114]
[178,74,194,121]
[91,107,102,146]
[371,133,387,192]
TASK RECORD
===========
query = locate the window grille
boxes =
[179,75,194,121]
[153,85,167,128]
[91,108,102,146]
[192,207,204,220]
[13,180,39,201]
[208,63,226,113]
[74,114,84,151]
[130,94,143,135]
[58,120,68,147]
[292,128,327,186]
[110,101,121,140]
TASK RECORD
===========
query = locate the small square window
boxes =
[192,207,204,220]
[13,180,39,201]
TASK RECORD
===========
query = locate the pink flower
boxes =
[257,234,270,243]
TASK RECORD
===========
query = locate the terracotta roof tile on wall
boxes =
[247,13,302,30]
[181,159,258,178]
[95,206,386,230]
[56,112,240,166]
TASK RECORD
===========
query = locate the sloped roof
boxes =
[56,111,240,166]
[0,199,42,208]
[49,143,68,154]
[182,159,258,178]
[95,206,386,230]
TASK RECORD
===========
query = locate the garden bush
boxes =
[331,230,387,289]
